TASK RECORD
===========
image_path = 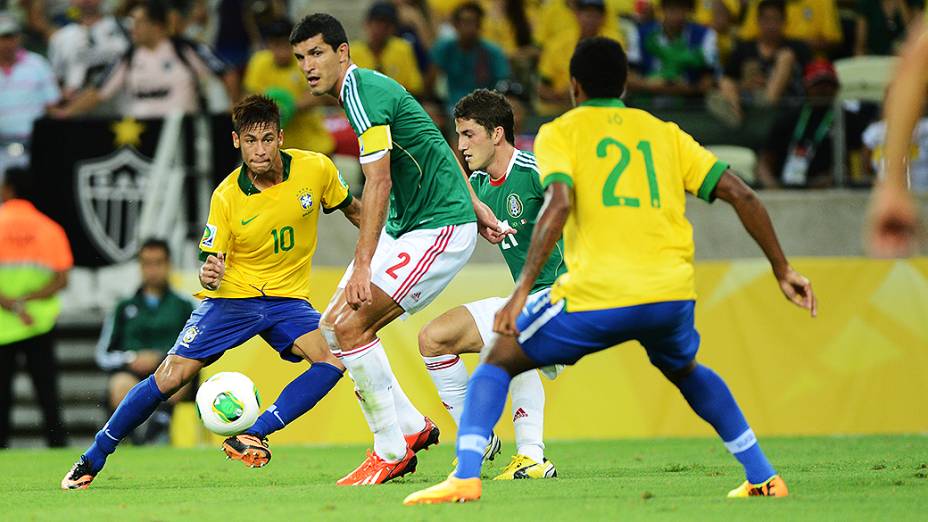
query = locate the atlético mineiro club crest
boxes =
[75,147,153,263]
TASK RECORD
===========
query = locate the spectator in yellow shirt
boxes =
[351,2,425,96]
[739,0,842,55]
[242,19,334,154]
[693,0,740,26]
[535,0,633,44]
[537,0,625,115]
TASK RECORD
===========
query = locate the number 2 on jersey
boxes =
[597,138,661,208]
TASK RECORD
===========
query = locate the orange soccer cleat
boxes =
[403,476,482,505]
[405,416,440,453]
[60,456,96,490]
[336,447,418,486]
[727,474,790,498]
[222,433,272,468]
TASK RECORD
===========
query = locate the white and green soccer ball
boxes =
[195,372,261,436]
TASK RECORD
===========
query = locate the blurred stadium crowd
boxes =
[0,0,923,448]
[2,0,926,190]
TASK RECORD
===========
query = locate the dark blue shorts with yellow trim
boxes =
[516,289,699,373]
[169,297,320,363]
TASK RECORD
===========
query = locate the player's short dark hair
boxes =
[290,13,348,51]
[139,237,171,259]
[453,89,515,145]
[452,2,484,23]
[757,0,786,18]
[2,167,32,200]
[232,94,281,134]
[570,37,628,99]
[660,0,695,9]
[137,0,169,27]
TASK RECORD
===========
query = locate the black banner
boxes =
[29,115,240,267]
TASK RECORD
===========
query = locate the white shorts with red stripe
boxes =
[338,222,477,315]
[463,293,565,380]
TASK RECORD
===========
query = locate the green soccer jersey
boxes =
[339,65,475,237]
[469,150,565,293]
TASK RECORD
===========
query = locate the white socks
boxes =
[423,354,546,462]
[423,354,468,426]
[340,339,406,462]
[372,344,426,435]
[510,370,546,463]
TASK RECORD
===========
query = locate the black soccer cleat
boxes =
[60,456,96,490]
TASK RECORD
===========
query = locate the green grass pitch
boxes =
[6,435,927,521]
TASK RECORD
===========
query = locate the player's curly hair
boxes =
[453,89,515,145]
[232,94,280,134]
[569,37,628,100]
[290,13,349,51]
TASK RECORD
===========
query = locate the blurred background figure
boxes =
[0,12,60,176]
[351,2,424,96]
[46,0,130,115]
[52,0,238,118]
[430,2,510,113]
[854,0,919,56]
[243,17,335,154]
[628,0,718,99]
[714,0,810,126]
[95,238,194,444]
[739,0,843,56]
[0,167,72,449]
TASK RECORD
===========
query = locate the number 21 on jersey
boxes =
[597,137,661,209]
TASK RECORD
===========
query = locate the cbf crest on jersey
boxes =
[507,193,524,219]
[298,188,314,216]
[75,147,153,262]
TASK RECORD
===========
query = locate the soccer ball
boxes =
[195,372,261,436]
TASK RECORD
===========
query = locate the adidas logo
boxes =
[513,407,528,421]
[442,401,453,411]
[411,291,422,301]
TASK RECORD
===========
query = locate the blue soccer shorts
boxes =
[168,297,321,363]
[516,289,700,373]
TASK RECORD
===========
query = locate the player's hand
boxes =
[494,290,529,336]
[776,266,817,318]
[199,253,225,290]
[345,265,373,310]
[474,200,512,244]
[866,185,919,258]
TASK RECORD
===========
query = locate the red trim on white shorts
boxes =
[391,225,455,305]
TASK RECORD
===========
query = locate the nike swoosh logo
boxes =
[241,215,258,225]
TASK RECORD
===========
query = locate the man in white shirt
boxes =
[47,0,130,116]
[0,13,61,176]
[53,0,237,119]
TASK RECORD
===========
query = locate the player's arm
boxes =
[494,182,572,336]
[346,152,392,308]
[712,171,817,317]
[866,24,926,257]
[339,197,363,228]
[452,154,508,244]
[198,191,231,290]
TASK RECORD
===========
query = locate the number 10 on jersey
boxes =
[271,226,294,254]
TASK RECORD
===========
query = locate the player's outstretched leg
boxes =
[223,329,347,468]
[670,362,788,497]
[494,370,556,480]
[61,356,201,490]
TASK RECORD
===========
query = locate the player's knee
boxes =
[153,356,195,395]
[418,326,451,357]
[332,318,369,350]
[660,360,698,385]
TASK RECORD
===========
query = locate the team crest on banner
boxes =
[75,147,153,262]
[507,193,524,219]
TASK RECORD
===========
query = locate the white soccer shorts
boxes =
[338,222,477,315]
[463,294,564,380]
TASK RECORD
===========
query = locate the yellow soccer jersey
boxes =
[350,37,424,96]
[196,149,351,301]
[739,0,842,44]
[535,98,727,312]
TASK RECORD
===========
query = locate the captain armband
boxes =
[358,125,392,165]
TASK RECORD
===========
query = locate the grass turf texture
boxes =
[5,435,926,521]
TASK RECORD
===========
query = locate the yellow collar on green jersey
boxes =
[237,151,293,195]
[578,98,626,108]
